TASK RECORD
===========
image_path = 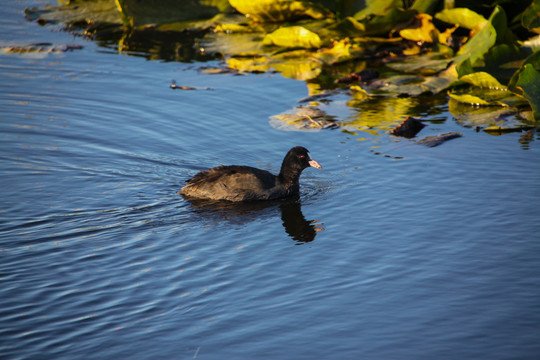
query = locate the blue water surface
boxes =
[1,1,540,359]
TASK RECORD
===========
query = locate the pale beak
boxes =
[309,159,322,169]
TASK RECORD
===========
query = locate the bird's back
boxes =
[179,165,282,201]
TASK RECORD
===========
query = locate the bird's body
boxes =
[179,147,321,202]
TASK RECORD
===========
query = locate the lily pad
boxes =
[399,14,439,43]
[270,106,338,131]
[521,0,540,34]
[372,65,457,96]
[454,17,496,68]
[228,0,333,23]
[263,26,321,48]
[435,8,486,29]
[516,64,540,121]
[449,99,528,130]
[448,87,527,107]
[340,8,416,37]
[312,39,354,65]
[448,93,492,106]
[459,72,507,90]
[354,0,403,19]
[387,53,452,74]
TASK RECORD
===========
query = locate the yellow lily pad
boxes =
[435,8,487,29]
[399,14,438,43]
[448,93,494,106]
[263,26,321,48]
[228,0,332,23]
[459,72,507,90]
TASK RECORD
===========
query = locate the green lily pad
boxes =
[489,5,518,45]
[410,0,441,15]
[516,64,540,121]
[521,0,540,34]
[448,93,492,106]
[508,51,540,91]
[354,0,402,19]
[448,87,527,107]
[372,64,457,96]
[459,72,507,90]
[449,99,527,129]
[387,53,452,74]
[453,8,497,69]
[340,8,416,37]
[435,7,486,29]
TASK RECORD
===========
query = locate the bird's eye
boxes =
[299,155,306,158]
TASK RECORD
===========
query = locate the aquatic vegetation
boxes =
[24,0,540,134]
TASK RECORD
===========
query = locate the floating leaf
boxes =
[449,99,528,130]
[482,43,522,69]
[399,14,439,43]
[387,53,452,74]
[410,0,441,15]
[270,106,337,131]
[521,0,540,34]
[214,23,254,33]
[489,5,518,45]
[363,8,416,37]
[312,39,353,65]
[448,87,527,107]
[516,64,540,121]
[435,8,486,29]
[373,64,457,96]
[201,32,265,56]
[263,26,321,48]
[228,0,333,23]
[453,10,496,68]
[115,0,233,27]
[448,93,492,106]
[438,24,459,45]
[341,9,416,37]
[354,0,402,19]
[459,72,507,90]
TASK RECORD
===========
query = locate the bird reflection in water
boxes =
[181,195,323,244]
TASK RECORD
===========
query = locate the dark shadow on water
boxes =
[181,195,322,244]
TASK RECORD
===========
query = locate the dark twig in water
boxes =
[170,80,212,91]
[417,132,462,147]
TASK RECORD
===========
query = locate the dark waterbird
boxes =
[179,146,322,201]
